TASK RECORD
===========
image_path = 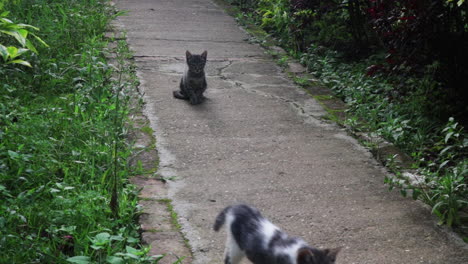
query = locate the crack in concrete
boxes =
[216,60,234,77]
[214,63,310,116]
[217,73,330,127]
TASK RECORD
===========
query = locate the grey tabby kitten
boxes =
[173,50,208,105]
[214,204,341,264]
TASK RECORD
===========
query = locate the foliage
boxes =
[301,44,468,227]
[228,0,371,53]
[429,162,468,227]
[368,0,468,107]
[0,10,48,66]
[0,0,159,262]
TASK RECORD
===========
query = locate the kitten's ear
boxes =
[297,247,314,264]
[324,247,341,262]
[201,50,207,60]
[186,50,192,60]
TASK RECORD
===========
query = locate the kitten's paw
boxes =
[173,90,188,100]
[189,96,202,105]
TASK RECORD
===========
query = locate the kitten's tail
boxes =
[213,206,232,232]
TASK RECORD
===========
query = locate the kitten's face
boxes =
[186,50,207,74]
[297,247,341,264]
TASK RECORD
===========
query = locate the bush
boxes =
[368,0,468,109]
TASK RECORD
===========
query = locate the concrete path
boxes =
[114,0,468,263]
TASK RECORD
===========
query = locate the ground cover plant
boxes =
[0,0,161,262]
[223,0,468,231]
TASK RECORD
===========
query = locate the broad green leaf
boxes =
[8,59,31,67]
[126,246,142,256]
[6,46,17,58]
[16,48,29,57]
[91,245,104,250]
[0,17,13,24]
[440,146,453,155]
[67,256,91,264]
[31,33,49,47]
[438,160,450,170]
[445,131,454,143]
[0,44,8,61]
[0,28,30,47]
[17,23,39,31]
[0,184,12,198]
[126,236,138,243]
[17,28,28,38]
[7,150,20,159]
[110,235,124,241]
[93,232,111,245]
[432,201,445,213]
[106,256,124,264]
[25,39,38,54]
[9,30,27,47]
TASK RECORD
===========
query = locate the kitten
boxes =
[173,50,208,105]
[214,204,340,264]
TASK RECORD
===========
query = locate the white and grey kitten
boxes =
[214,204,341,264]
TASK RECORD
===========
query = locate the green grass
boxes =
[141,126,154,136]
[160,199,191,252]
[157,199,182,231]
[0,0,159,262]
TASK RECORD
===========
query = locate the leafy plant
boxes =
[429,163,468,227]
[0,10,48,66]
[66,232,164,264]
[0,0,155,262]
[435,117,468,171]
